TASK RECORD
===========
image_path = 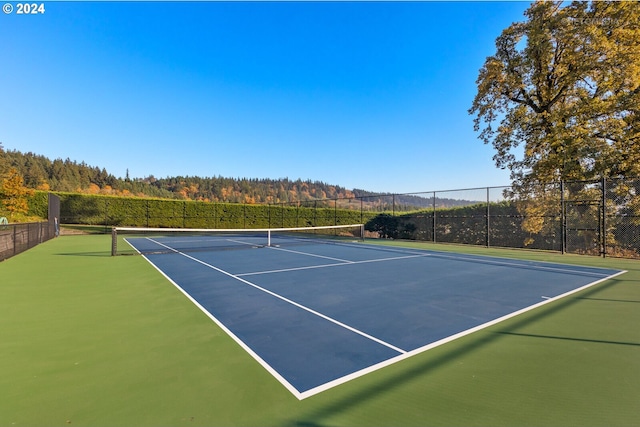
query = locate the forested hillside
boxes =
[0,147,359,203]
[0,147,474,208]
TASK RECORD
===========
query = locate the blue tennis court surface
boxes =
[126,235,625,399]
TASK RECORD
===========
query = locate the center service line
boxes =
[238,253,431,277]
[146,238,407,355]
[267,245,355,263]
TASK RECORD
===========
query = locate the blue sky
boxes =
[1,1,531,193]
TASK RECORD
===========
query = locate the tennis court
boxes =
[119,226,625,400]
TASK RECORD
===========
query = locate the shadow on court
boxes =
[495,331,640,347]
[55,251,112,257]
[285,277,623,427]
[578,296,640,304]
[287,330,501,427]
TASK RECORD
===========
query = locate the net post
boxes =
[111,227,117,256]
[267,229,271,247]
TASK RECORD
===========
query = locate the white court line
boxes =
[425,251,614,277]
[267,245,355,263]
[133,249,302,398]
[129,237,626,400]
[237,253,431,277]
[225,238,263,247]
[146,237,407,357]
[359,242,616,278]
[295,268,628,399]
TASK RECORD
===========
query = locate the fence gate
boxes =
[564,197,602,256]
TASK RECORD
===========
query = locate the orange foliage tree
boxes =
[0,168,35,219]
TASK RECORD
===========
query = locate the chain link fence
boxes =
[1,193,60,262]
[0,221,57,261]
[50,179,640,260]
[347,177,638,259]
[603,177,640,258]
[6,183,638,260]
[272,177,639,259]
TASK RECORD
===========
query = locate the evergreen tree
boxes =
[0,143,8,175]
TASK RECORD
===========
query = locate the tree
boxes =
[365,214,400,239]
[0,142,8,175]
[0,168,35,219]
[470,1,640,189]
[470,1,640,250]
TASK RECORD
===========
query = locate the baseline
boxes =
[297,267,627,398]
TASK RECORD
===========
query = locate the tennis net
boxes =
[111,224,365,256]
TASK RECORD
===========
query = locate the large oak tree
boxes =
[470,1,640,191]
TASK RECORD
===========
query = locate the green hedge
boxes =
[22,191,561,251]
[364,202,562,251]
[27,191,373,230]
[27,191,555,250]
[26,191,49,218]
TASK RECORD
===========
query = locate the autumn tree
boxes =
[470,1,640,188]
[0,168,35,219]
[470,1,640,249]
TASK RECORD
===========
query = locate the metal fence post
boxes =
[561,180,566,254]
[104,199,109,233]
[486,187,490,248]
[602,177,606,258]
[392,194,395,216]
[433,191,436,243]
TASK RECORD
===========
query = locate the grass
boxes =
[1,235,639,426]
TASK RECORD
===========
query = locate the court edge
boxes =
[126,238,627,400]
